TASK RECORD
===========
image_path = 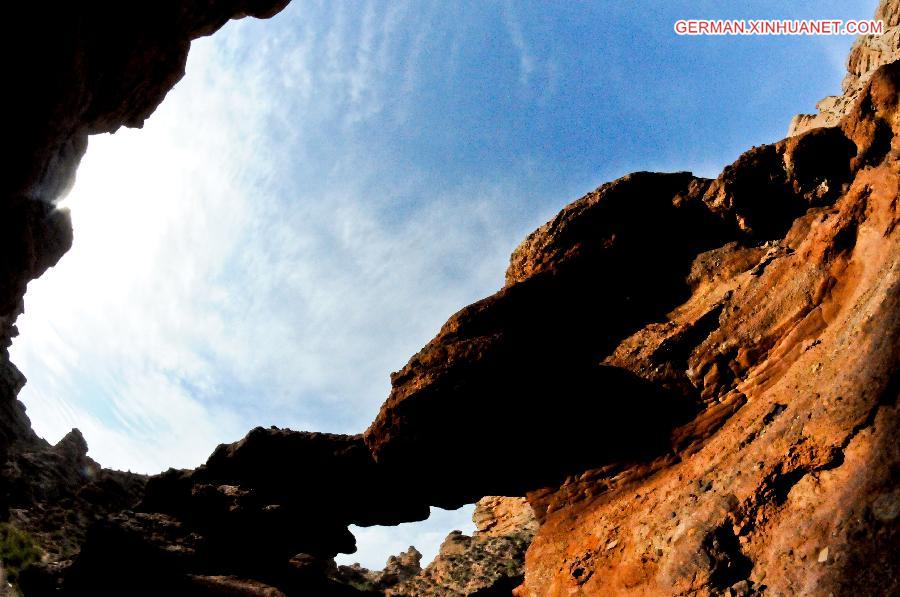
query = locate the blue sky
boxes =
[11,0,874,570]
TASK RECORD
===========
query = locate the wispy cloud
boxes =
[502,2,536,87]
[14,1,530,466]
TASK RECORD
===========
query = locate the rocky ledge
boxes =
[789,0,899,135]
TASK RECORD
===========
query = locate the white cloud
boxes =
[502,4,535,87]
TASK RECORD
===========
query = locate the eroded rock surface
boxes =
[385,497,537,597]
[517,60,899,596]
[331,497,538,597]
[789,0,899,136]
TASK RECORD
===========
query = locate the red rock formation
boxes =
[516,61,899,597]
[2,0,897,595]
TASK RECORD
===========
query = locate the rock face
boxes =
[2,0,898,595]
[332,497,538,596]
[516,58,899,595]
[385,497,537,596]
[789,0,899,136]
[334,546,423,593]
[352,57,896,596]
[365,170,738,507]
[3,429,146,592]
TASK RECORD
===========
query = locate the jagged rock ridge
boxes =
[789,0,899,136]
[332,497,537,596]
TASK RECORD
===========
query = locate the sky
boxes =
[10,0,874,571]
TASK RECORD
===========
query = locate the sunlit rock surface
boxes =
[519,58,899,596]
[788,0,899,136]
[331,497,538,596]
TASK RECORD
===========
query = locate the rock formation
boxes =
[384,497,537,596]
[0,0,897,595]
[4,430,145,591]
[331,497,538,596]
[517,59,899,596]
[789,0,899,136]
[54,56,898,596]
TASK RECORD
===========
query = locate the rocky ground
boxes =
[0,429,144,592]
[331,497,537,596]
[0,0,897,595]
